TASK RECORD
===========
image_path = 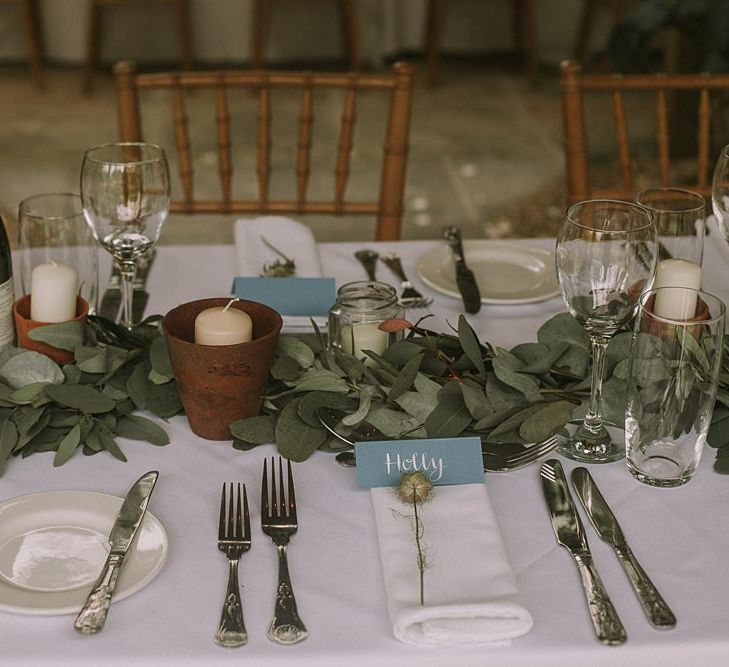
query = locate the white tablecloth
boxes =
[3,237,729,666]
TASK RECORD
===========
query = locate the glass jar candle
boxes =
[328,281,404,360]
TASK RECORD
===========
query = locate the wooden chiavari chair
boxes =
[114,60,414,241]
[0,0,43,88]
[251,0,361,71]
[424,0,538,87]
[560,59,727,203]
[83,0,193,93]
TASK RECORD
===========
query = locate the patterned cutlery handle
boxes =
[574,553,627,646]
[616,545,676,628]
[268,545,307,645]
[215,558,248,647]
[74,553,123,634]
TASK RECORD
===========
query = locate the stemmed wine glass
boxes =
[711,144,729,245]
[555,200,657,463]
[80,143,170,329]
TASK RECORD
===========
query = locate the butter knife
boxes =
[443,226,481,314]
[75,471,159,634]
[540,460,626,646]
[572,467,676,629]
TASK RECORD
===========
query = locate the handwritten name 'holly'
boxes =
[385,452,444,482]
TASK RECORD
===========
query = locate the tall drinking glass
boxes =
[80,143,170,329]
[556,200,657,463]
[18,193,99,313]
[635,187,705,265]
[712,144,729,246]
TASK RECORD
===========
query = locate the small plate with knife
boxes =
[416,240,560,305]
[0,487,167,615]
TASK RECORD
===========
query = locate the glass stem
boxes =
[119,259,137,329]
[584,334,611,435]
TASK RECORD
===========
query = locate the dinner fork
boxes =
[215,483,251,648]
[380,253,433,308]
[261,457,308,645]
[482,435,560,472]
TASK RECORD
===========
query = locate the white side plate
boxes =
[0,490,167,615]
[416,241,560,305]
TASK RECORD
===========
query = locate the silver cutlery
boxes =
[99,247,156,322]
[540,460,626,645]
[443,226,481,314]
[215,482,251,648]
[380,253,433,308]
[317,407,559,472]
[261,457,307,645]
[75,470,159,635]
[355,249,379,281]
[571,467,676,629]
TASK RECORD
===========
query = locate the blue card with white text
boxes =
[231,277,336,316]
[354,437,484,488]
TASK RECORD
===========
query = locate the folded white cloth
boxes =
[371,482,533,647]
[234,216,327,330]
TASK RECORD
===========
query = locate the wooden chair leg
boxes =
[522,0,538,86]
[340,0,362,71]
[424,0,446,88]
[174,0,193,70]
[20,0,43,89]
[251,0,269,68]
[82,0,102,94]
[574,0,597,62]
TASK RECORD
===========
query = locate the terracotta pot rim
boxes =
[14,294,89,324]
[162,297,283,349]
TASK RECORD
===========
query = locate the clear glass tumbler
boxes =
[635,187,705,265]
[18,193,99,313]
[625,287,725,487]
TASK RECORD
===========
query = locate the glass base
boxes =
[558,422,625,464]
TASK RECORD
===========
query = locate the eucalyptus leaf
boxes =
[28,320,85,351]
[367,406,426,439]
[297,392,357,428]
[10,383,47,405]
[0,416,19,475]
[394,390,438,423]
[230,415,276,444]
[342,385,376,426]
[519,400,574,442]
[488,404,545,440]
[424,385,471,438]
[232,438,260,452]
[44,384,116,413]
[0,351,64,389]
[458,315,486,379]
[98,429,128,462]
[538,313,589,352]
[460,379,492,420]
[275,398,326,462]
[117,415,169,445]
[276,337,315,369]
[149,336,174,377]
[388,353,423,403]
[54,424,81,467]
[493,358,541,402]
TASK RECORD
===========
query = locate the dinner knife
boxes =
[571,467,676,629]
[75,470,159,634]
[443,226,481,314]
[540,459,626,646]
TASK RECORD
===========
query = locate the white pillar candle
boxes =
[653,259,702,320]
[340,323,389,362]
[195,300,253,346]
[30,261,78,323]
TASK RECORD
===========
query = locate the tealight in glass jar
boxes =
[328,281,404,360]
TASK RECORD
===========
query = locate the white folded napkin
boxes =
[371,482,533,647]
[234,216,327,330]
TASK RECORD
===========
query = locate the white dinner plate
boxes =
[0,490,167,615]
[416,241,560,305]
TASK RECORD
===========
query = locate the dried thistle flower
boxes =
[396,471,433,605]
[397,471,433,504]
[260,236,296,277]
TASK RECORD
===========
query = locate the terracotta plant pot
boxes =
[13,295,89,364]
[163,298,283,441]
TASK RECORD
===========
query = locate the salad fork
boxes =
[261,457,308,645]
[380,253,433,308]
[215,483,251,648]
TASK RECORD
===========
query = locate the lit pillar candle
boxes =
[653,259,702,320]
[195,299,253,346]
[30,261,78,322]
[340,323,388,362]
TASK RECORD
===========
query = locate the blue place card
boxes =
[354,437,484,488]
[231,277,336,316]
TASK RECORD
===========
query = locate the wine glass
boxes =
[80,143,170,328]
[555,200,657,463]
[712,144,729,245]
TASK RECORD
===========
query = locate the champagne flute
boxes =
[80,143,170,329]
[555,200,657,463]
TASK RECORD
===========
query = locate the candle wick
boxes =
[223,298,239,313]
